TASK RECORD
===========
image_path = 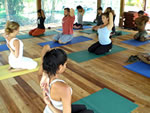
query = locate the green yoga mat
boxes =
[111,31,131,38]
[83,21,96,26]
[0,30,58,42]
[68,45,127,63]
[73,88,138,113]
[80,30,97,34]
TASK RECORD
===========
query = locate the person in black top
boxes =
[29,9,46,36]
[92,7,103,31]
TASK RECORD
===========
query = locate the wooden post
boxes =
[119,0,125,27]
[97,0,101,9]
[143,0,146,11]
[37,0,41,10]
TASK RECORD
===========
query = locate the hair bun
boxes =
[4,21,19,34]
[5,28,12,33]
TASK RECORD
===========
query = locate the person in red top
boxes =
[53,8,75,44]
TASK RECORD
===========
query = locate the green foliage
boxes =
[24,0,34,2]
[0,0,5,5]
[7,0,24,16]
[11,15,31,25]
[126,0,135,6]
[0,11,6,18]
[126,0,144,6]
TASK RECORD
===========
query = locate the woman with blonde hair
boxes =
[3,21,37,71]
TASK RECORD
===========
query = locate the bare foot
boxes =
[41,45,51,60]
[58,40,67,44]
[73,25,82,29]
[9,67,25,72]
[53,39,58,42]
[8,66,13,70]
[142,53,149,58]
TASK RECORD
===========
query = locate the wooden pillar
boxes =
[37,0,41,10]
[143,0,146,11]
[119,0,125,27]
[97,0,101,9]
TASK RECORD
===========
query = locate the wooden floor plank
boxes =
[13,84,44,113]
[1,79,32,113]
[0,81,21,113]
[0,27,150,113]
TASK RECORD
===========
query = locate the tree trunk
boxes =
[5,0,10,20]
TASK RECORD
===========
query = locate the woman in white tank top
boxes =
[3,21,37,71]
[39,45,93,113]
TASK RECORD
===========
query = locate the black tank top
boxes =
[96,14,103,26]
[37,17,45,29]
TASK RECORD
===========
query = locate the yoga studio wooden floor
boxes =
[0,27,150,113]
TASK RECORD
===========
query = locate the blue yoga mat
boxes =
[0,30,58,42]
[73,88,138,113]
[0,44,9,52]
[57,26,92,31]
[124,61,150,78]
[122,39,150,46]
[38,36,92,48]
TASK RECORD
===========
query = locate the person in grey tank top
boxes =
[73,5,85,29]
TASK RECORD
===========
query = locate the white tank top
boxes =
[47,79,72,110]
[8,38,23,59]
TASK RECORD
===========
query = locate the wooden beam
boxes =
[143,0,146,11]
[37,0,41,10]
[97,0,101,9]
[119,0,125,27]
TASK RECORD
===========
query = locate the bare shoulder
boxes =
[52,81,71,95]
[13,39,19,45]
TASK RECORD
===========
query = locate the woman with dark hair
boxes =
[92,7,103,31]
[88,12,113,55]
[105,7,116,34]
[29,9,46,36]
[39,45,93,113]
